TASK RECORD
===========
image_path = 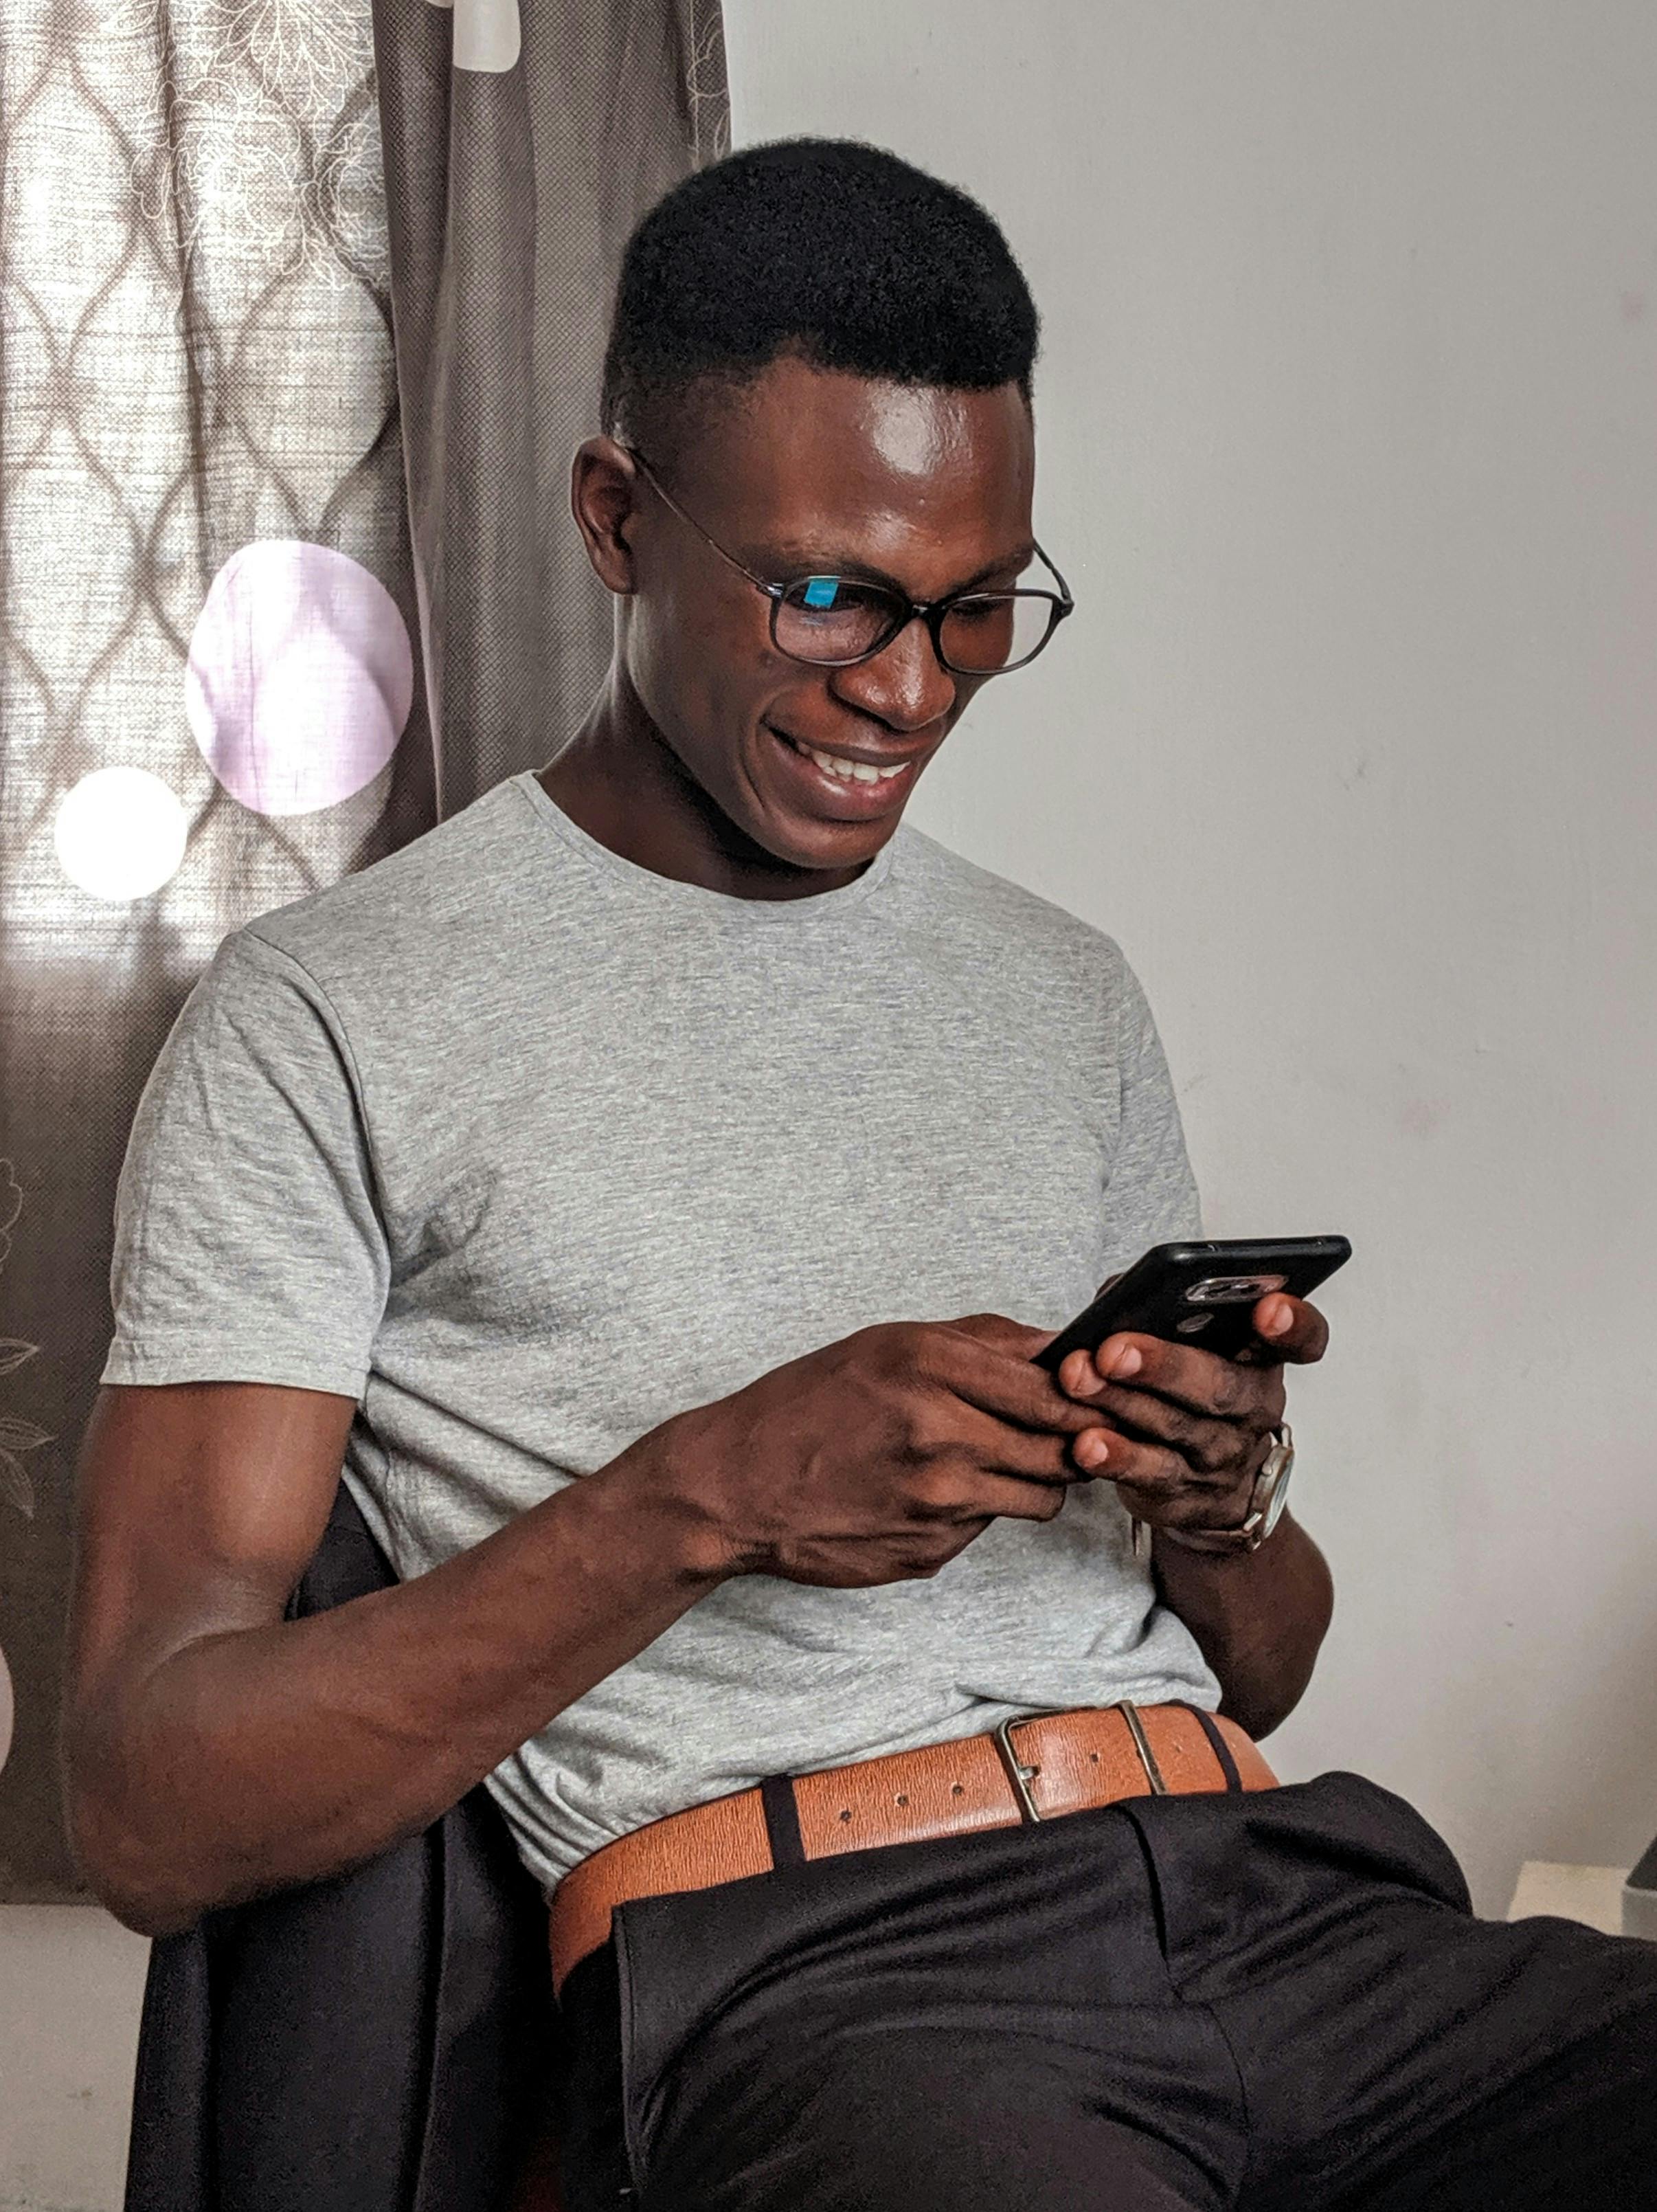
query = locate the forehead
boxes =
[670,358,1035,583]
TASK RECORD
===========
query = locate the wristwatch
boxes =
[1131,1422,1295,1559]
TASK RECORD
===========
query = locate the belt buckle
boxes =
[993,1703,1170,1823]
[991,1708,1063,1824]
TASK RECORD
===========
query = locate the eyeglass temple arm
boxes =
[1033,541,1074,610]
[621,444,786,599]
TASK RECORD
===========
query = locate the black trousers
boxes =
[554,1772,1657,2211]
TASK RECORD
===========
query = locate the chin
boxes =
[769,790,908,864]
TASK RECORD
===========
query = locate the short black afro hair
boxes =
[602,137,1039,452]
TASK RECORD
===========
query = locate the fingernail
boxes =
[1107,1345,1142,1379]
[1076,1432,1109,1468]
[1263,1301,1292,1337]
[1061,1345,1097,1398]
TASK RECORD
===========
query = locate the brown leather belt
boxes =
[548,1703,1276,1993]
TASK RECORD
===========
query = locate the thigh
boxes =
[1202,1833,1657,2206]
[640,2012,1221,2212]
[556,1809,1253,2212]
[605,1811,1256,2210]
[556,1947,1217,2212]
[1126,1773,1657,2210]
[1318,1921,1657,2212]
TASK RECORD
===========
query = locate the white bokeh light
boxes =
[54,767,189,903]
[185,541,414,818]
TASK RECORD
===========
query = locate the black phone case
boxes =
[1032,1236,1351,1372]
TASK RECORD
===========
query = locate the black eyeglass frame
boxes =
[622,445,1075,677]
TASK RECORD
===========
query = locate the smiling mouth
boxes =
[773,730,915,785]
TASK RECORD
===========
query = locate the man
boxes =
[68,140,1657,2211]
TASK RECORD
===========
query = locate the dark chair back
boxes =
[124,1482,559,2212]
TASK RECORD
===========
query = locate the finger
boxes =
[1074,1384,1267,1477]
[933,1330,1110,1438]
[1079,1427,1247,1499]
[952,1469,1077,1525]
[954,1403,1101,1485]
[1103,1444,1262,1532]
[1072,1332,1279,1422]
[1249,1293,1329,1366]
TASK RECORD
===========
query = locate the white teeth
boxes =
[798,741,905,784]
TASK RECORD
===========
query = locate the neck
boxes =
[537,668,872,902]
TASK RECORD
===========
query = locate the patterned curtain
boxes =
[0,0,727,1901]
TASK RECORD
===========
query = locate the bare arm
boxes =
[63,1381,726,1934]
[65,1318,1108,1936]
[1148,1514,1333,1739]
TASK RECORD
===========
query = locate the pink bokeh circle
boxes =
[185,542,414,817]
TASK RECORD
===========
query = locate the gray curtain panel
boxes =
[374,0,728,809]
[0,0,726,1901]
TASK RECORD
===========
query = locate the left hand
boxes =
[1050,1293,1330,1541]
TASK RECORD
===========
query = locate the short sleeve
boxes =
[102,929,390,1399]
[1099,954,1203,1273]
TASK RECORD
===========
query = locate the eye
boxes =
[788,576,892,619]
[780,577,896,630]
[775,577,903,662]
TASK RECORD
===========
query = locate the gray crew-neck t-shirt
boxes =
[104,771,1220,1891]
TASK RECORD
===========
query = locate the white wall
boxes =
[0,1908,147,2212]
[10,14,1656,2197]
[724,0,1657,1914]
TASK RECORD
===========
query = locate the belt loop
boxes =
[1118,1702,1170,1796]
[758,1772,806,1867]
[1182,1703,1243,1793]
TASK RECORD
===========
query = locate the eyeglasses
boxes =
[623,447,1074,678]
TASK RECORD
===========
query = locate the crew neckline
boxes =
[512,770,899,924]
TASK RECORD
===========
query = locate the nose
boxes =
[828,611,958,735]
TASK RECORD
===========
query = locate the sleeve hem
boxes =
[100,1340,370,1400]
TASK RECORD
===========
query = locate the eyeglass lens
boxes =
[774,577,1061,674]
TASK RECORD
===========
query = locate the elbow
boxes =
[67,1803,207,1939]
[61,1730,210,1940]
[1221,1679,1307,1744]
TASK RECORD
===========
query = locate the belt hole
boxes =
[951,1783,965,1796]
[1090,1752,1099,1764]
[895,1792,909,1805]
[838,1809,852,1823]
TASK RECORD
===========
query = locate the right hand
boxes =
[644,1314,1114,1589]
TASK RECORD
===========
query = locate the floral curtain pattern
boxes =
[0,0,726,1899]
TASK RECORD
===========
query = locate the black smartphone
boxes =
[1031,1236,1351,1374]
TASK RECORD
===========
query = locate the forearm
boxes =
[1151,1512,1333,1740]
[68,1437,721,1935]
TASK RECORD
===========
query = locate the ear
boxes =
[571,436,644,595]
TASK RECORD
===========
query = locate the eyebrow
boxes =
[750,539,1040,596]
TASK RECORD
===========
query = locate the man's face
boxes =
[612,357,1037,875]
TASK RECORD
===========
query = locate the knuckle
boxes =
[1191,1427,1241,1476]
[905,1464,963,1519]
[897,1400,956,1466]
[1156,1401,1199,1448]
[876,1321,930,1376]
[1208,1363,1252,1418]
